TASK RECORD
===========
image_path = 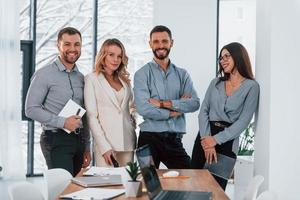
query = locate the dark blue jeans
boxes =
[138,131,191,169]
[40,129,85,176]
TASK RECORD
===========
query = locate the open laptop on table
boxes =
[136,145,212,200]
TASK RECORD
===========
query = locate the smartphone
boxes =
[110,155,119,167]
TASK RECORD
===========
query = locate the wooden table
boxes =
[59,169,229,200]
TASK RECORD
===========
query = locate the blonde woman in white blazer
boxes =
[84,38,136,167]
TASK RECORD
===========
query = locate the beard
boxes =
[62,51,81,65]
[152,48,171,60]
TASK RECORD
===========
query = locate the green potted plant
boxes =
[238,122,255,156]
[125,161,142,197]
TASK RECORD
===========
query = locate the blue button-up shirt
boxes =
[133,60,200,133]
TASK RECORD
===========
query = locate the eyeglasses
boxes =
[218,54,231,62]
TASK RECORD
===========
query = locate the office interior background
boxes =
[0,0,299,199]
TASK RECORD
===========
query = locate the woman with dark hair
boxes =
[191,42,259,190]
[84,38,136,167]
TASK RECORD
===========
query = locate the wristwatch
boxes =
[160,101,164,108]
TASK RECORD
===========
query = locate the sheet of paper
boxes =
[58,99,86,133]
[60,188,125,200]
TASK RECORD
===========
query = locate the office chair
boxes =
[243,175,264,200]
[44,168,72,200]
[8,181,44,200]
[256,190,277,200]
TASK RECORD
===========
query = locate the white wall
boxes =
[255,0,300,199]
[153,0,218,155]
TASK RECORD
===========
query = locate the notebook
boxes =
[136,145,212,200]
[71,175,122,187]
[203,153,236,180]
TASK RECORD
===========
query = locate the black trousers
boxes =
[138,131,191,169]
[191,121,236,190]
[40,129,85,176]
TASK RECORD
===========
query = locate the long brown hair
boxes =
[217,42,254,81]
[94,38,130,83]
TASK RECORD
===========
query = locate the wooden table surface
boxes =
[59,169,230,200]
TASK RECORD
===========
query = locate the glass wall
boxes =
[19,0,153,175]
[219,0,256,70]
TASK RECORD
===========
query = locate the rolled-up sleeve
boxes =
[133,69,170,120]
[171,71,200,113]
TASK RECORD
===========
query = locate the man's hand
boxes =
[181,94,191,99]
[204,147,218,164]
[102,149,114,166]
[148,98,160,107]
[201,136,217,149]
[82,151,91,168]
[63,115,81,132]
[169,111,182,118]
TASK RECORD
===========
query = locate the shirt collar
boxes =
[54,57,79,72]
[151,59,174,74]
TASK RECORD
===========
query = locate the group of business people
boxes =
[25,25,259,190]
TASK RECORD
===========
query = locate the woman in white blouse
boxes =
[84,38,136,166]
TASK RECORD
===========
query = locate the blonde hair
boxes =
[94,38,130,83]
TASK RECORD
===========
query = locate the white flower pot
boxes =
[125,181,142,197]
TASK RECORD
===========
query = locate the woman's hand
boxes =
[201,136,217,149]
[82,151,91,168]
[130,114,136,129]
[102,149,114,166]
[204,147,218,164]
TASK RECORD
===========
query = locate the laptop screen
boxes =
[136,145,162,199]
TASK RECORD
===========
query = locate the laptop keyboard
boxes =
[157,191,190,200]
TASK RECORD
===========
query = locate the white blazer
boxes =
[84,72,136,155]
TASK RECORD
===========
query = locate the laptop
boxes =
[204,153,236,180]
[71,174,122,187]
[136,145,212,200]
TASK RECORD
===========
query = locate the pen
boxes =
[76,108,81,116]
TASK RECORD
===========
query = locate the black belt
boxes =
[44,128,83,135]
[141,131,184,139]
[210,121,231,128]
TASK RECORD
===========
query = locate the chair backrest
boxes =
[8,181,44,200]
[256,190,277,200]
[244,175,265,200]
[44,168,72,200]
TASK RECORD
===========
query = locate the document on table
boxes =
[60,188,125,200]
[58,99,86,133]
[83,167,125,176]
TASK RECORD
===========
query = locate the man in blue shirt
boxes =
[134,25,200,169]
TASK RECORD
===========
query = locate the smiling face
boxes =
[219,49,235,74]
[149,31,173,60]
[57,33,81,69]
[103,45,122,74]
